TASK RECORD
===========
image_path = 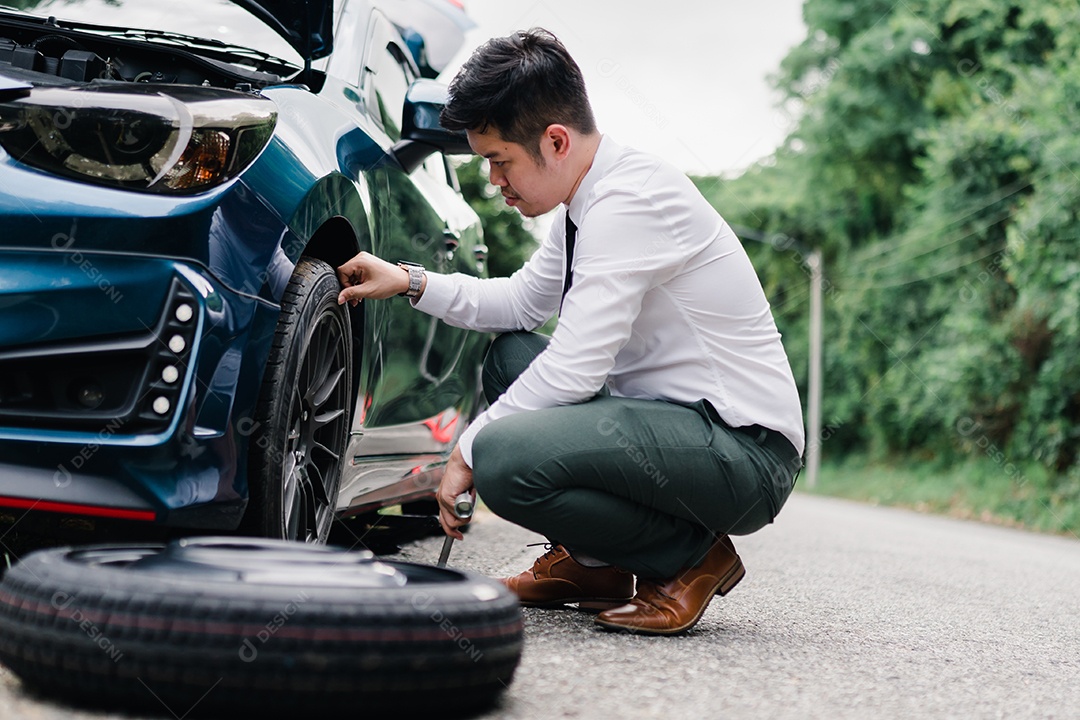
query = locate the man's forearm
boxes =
[411,269,562,333]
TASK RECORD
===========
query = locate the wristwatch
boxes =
[397,261,425,298]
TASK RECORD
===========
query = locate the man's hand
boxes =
[336,252,412,306]
[437,445,474,540]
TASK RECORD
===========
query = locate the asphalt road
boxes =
[2,492,1079,719]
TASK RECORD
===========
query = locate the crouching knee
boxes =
[470,423,535,521]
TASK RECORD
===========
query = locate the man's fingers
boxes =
[438,510,465,540]
[337,285,363,306]
[336,252,371,285]
[336,260,359,281]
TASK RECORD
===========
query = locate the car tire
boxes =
[0,538,522,716]
[245,257,351,544]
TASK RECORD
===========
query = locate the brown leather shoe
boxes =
[501,544,634,610]
[594,536,745,635]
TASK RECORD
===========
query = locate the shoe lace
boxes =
[525,542,564,578]
[526,542,562,563]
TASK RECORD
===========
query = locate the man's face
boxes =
[466,127,566,218]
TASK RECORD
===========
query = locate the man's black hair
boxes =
[440,28,597,159]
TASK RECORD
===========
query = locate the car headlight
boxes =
[0,84,276,193]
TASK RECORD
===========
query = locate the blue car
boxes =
[0,0,489,546]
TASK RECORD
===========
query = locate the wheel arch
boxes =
[282,172,374,265]
[301,215,366,269]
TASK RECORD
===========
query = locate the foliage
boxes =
[696,0,1080,505]
[807,453,1080,535]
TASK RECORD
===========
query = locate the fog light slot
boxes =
[0,277,201,434]
[70,378,105,409]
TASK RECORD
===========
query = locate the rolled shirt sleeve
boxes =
[411,222,563,333]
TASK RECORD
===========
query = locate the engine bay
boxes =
[0,12,296,90]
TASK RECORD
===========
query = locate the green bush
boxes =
[695,0,1080,526]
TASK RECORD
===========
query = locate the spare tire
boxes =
[0,538,522,716]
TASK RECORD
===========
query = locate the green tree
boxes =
[697,0,1080,500]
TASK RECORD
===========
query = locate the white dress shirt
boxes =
[414,136,805,466]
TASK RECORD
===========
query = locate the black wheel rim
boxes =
[281,307,348,543]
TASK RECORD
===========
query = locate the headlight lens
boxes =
[0,84,277,193]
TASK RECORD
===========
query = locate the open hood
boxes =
[0,73,32,102]
[232,0,333,61]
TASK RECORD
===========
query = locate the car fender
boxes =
[243,86,388,269]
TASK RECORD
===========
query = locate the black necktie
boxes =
[560,214,577,314]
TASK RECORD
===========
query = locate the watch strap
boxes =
[397,262,424,298]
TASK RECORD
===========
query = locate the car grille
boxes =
[0,279,198,435]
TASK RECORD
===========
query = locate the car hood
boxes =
[231,0,333,61]
[0,73,31,101]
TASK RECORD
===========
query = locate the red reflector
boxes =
[0,496,156,522]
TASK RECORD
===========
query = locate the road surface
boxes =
[2,493,1078,718]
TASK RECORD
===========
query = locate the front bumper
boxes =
[0,251,280,529]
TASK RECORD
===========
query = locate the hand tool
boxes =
[436,492,474,567]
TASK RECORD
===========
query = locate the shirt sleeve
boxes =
[455,190,687,467]
[411,218,564,333]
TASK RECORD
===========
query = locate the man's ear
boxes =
[544,124,573,161]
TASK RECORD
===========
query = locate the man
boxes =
[336,28,804,635]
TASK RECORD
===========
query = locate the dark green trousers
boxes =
[471,332,802,579]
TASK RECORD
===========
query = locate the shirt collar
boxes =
[566,134,620,228]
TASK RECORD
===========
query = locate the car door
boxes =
[350,11,485,458]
